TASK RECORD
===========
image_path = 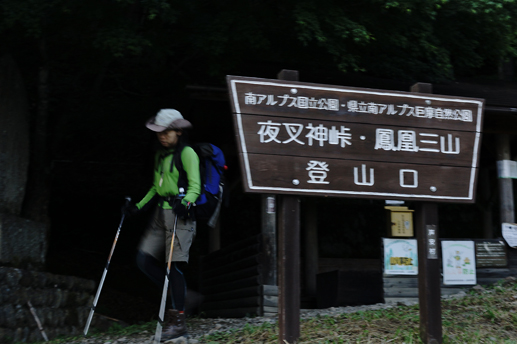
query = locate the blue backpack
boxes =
[173,143,226,226]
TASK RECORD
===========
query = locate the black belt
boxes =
[158,195,179,207]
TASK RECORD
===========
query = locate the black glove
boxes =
[122,203,139,217]
[173,200,192,219]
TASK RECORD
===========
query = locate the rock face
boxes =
[0,54,30,216]
[0,213,47,266]
[0,54,48,266]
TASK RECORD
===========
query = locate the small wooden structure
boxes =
[199,247,517,316]
[199,234,278,317]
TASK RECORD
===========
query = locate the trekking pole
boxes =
[84,197,131,337]
[154,213,178,344]
[27,301,49,342]
[153,189,184,344]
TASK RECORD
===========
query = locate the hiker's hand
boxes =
[122,203,139,217]
[174,200,192,219]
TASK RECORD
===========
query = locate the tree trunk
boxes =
[0,54,30,216]
[21,38,51,224]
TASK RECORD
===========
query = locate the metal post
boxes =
[261,194,277,285]
[497,134,515,224]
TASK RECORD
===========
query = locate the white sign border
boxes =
[229,78,484,201]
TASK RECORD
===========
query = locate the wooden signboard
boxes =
[227,76,485,203]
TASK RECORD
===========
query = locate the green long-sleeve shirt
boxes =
[136,146,201,210]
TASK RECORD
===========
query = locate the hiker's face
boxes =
[157,129,182,148]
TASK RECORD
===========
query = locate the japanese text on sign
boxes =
[257,120,461,154]
[245,90,473,122]
[427,225,438,259]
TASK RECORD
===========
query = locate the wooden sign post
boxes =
[277,69,301,344]
[227,74,485,344]
[411,83,442,343]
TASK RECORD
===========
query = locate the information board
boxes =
[383,238,418,275]
[442,240,477,285]
[227,76,484,202]
[475,239,507,267]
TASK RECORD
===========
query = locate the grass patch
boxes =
[37,279,517,344]
[199,280,517,344]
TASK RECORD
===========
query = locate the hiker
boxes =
[124,108,200,341]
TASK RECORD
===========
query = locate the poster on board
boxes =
[383,238,418,275]
[502,223,517,248]
[442,240,476,285]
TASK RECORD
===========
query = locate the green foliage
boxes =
[292,0,517,81]
[93,26,151,57]
[0,0,64,37]
[1,0,517,82]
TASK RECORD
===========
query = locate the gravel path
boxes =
[75,290,473,344]
[73,299,429,344]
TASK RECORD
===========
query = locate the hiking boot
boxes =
[161,309,187,342]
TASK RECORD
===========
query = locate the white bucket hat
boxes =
[145,109,193,132]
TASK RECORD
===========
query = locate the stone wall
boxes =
[0,267,96,343]
[0,214,47,267]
